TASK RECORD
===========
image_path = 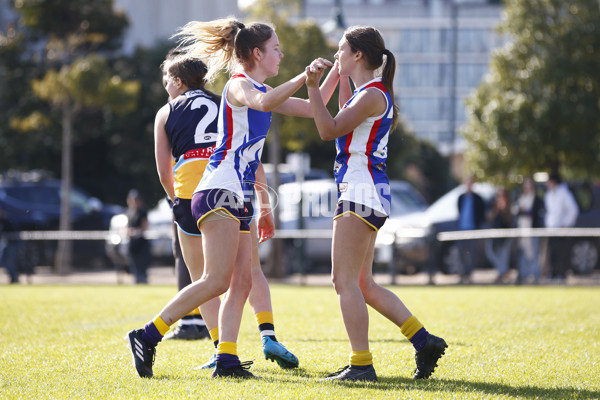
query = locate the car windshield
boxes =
[389,187,427,217]
[426,183,496,222]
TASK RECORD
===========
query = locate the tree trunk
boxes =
[55,102,74,274]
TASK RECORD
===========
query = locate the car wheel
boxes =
[569,238,599,275]
[440,242,462,275]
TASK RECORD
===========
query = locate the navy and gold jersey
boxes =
[165,89,219,199]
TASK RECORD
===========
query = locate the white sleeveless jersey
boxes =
[334,78,393,216]
[194,73,271,203]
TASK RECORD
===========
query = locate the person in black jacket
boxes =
[485,187,514,283]
[126,189,151,284]
[456,176,486,284]
[0,209,20,284]
[515,177,545,284]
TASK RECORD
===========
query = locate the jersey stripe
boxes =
[365,118,382,182]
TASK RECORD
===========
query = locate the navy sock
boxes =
[215,353,240,369]
[410,327,429,352]
[351,365,372,370]
[141,321,163,347]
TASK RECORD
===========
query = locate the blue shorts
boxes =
[191,189,253,233]
[172,197,201,236]
[333,200,388,231]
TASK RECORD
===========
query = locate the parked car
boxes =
[374,182,497,275]
[375,180,600,276]
[105,166,332,270]
[262,179,429,274]
[0,173,125,268]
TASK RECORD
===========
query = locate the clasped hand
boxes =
[305,58,334,87]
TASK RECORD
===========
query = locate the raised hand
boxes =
[305,58,333,87]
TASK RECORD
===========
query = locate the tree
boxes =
[10,0,138,273]
[32,55,139,273]
[462,0,600,185]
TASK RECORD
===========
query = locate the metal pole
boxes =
[449,1,458,158]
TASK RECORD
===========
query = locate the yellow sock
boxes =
[152,315,170,336]
[216,341,237,356]
[255,311,274,325]
[209,327,219,348]
[185,308,201,317]
[255,311,276,338]
[400,315,424,340]
[350,350,373,366]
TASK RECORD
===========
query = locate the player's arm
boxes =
[254,163,275,243]
[274,58,338,117]
[338,74,352,109]
[306,71,385,141]
[228,72,306,112]
[154,104,175,202]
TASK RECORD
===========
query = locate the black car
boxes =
[0,175,124,269]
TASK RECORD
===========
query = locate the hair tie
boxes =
[235,21,245,30]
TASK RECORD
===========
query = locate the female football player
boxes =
[305,26,448,382]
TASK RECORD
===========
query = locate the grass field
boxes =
[1,284,599,399]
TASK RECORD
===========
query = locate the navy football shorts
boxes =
[333,200,388,231]
[191,188,253,233]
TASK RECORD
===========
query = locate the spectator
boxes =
[515,177,544,284]
[126,189,151,284]
[0,209,20,284]
[457,176,486,284]
[544,172,579,282]
[484,188,514,283]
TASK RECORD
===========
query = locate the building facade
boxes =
[113,0,240,53]
[303,0,505,155]
[1,0,504,156]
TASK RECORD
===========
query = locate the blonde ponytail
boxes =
[173,18,243,83]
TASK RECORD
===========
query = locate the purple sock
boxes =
[141,321,163,347]
[410,327,429,352]
[215,353,240,369]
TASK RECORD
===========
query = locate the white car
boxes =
[106,198,174,268]
[261,179,428,274]
[374,182,497,274]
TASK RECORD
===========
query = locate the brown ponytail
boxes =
[344,26,399,129]
[381,48,399,129]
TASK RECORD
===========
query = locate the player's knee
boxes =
[330,271,353,294]
[358,276,377,301]
[230,269,253,296]
[205,275,231,297]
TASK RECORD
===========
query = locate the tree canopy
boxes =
[463,0,600,185]
[1,0,452,208]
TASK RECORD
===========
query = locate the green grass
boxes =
[1,284,599,399]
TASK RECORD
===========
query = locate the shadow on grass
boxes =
[374,376,599,399]
[155,370,598,398]
[257,372,598,399]
[295,337,407,344]
[296,337,470,347]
